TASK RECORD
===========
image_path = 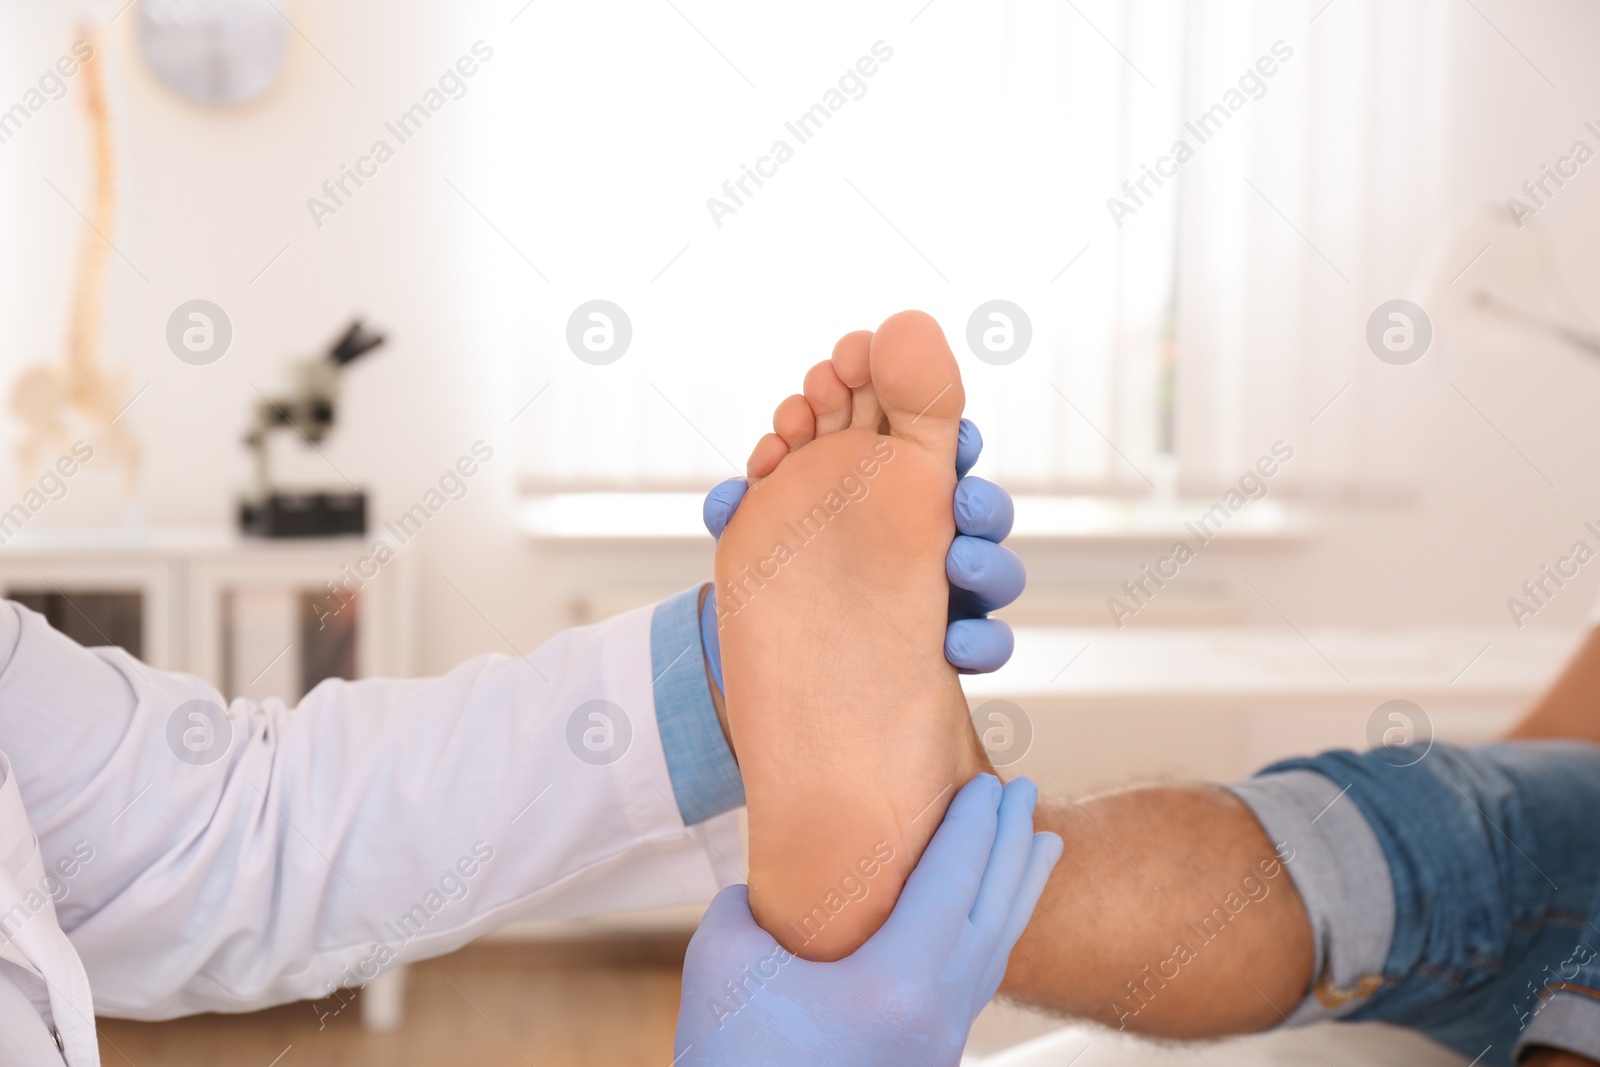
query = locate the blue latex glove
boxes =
[674,775,1061,1066]
[702,418,1025,682]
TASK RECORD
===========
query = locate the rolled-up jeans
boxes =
[1228,741,1600,1066]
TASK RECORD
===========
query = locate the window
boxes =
[470,0,1446,506]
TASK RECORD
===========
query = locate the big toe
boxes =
[869,310,965,464]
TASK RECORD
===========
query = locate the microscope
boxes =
[238,320,386,538]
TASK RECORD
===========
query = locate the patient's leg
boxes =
[1007,743,1600,1066]
[1001,785,1314,1035]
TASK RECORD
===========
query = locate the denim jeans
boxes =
[1228,741,1600,1065]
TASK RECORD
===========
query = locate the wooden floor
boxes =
[96,937,690,1067]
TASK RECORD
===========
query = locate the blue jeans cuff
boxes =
[1225,768,1395,1024]
[1517,987,1600,1062]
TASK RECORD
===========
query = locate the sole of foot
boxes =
[715,310,992,961]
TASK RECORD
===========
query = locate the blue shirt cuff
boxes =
[651,585,744,825]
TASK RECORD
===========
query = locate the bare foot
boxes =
[714,311,991,961]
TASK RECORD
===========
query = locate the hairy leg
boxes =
[1002,784,1314,1036]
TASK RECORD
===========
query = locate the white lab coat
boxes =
[0,598,741,1066]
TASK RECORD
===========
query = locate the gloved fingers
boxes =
[703,477,749,540]
[678,885,802,1060]
[696,884,757,933]
[947,537,1026,614]
[872,774,1001,963]
[956,418,983,478]
[976,830,1064,1004]
[938,789,1047,1002]
[945,618,1015,674]
[686,884,774,962]
[967,779,1041,935]
[1003,832,1064,949]
[953,476,1014,541]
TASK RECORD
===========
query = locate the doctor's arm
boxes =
[0,586,740,1020]
[0,420,1023,1023]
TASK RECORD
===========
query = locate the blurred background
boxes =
[3,0,1599,1063]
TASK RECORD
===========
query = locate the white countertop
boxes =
[963,625,1581,702]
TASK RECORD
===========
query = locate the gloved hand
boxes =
[674,775,1062,1066]
[702,418,1025,680]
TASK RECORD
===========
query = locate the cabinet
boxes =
[0,526,413,700]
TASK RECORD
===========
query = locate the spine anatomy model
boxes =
[10,24,140,499]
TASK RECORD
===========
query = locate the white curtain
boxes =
[1172,0,1449,495]
[476,0,1448,496]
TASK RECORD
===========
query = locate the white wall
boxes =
[3,0,1599,679]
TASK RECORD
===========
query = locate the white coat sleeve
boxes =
[0,589,744,1020]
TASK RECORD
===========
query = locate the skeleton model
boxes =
[10,25,141,497]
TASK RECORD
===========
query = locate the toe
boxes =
[869,310,965,466]
[745,433,789,481]
[830,330,873,388]
[803,359,853,435]
[831,329,887,433]
[772,394,816,450]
